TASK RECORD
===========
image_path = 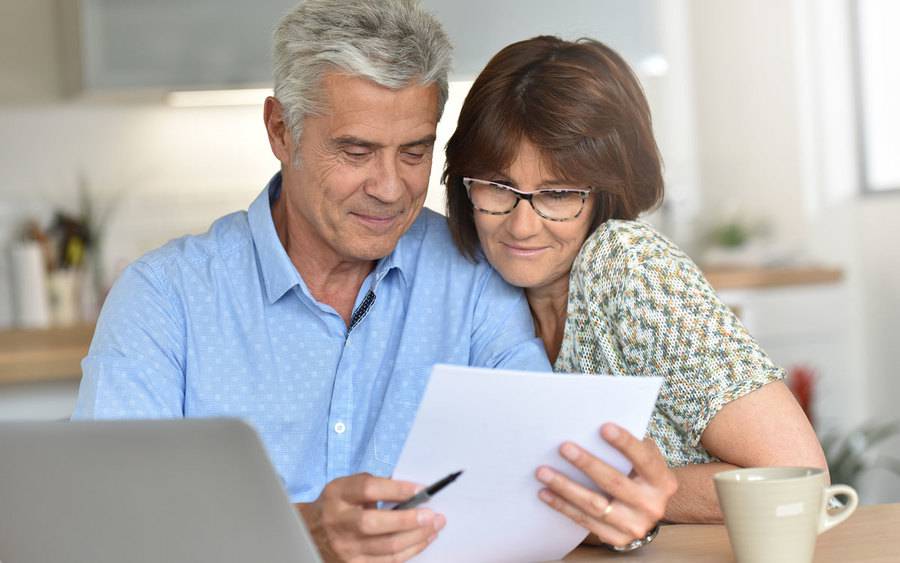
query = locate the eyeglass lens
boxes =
[467,180,586,220]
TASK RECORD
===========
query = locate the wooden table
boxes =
[561,503,899,562]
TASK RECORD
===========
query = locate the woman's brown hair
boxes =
[443,36,664,260]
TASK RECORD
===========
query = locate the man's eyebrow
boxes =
[331,136,382,150]
[399,135,436,149]
[330,135,436,150]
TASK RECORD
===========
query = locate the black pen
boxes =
[392,470,463,510]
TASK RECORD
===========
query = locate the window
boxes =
[853,0,900,193]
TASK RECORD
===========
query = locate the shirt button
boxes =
[334,422,347,434]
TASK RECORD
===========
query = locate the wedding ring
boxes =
[601,502,614,519]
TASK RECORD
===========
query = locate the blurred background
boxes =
[1,0,898,503]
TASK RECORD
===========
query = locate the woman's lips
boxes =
[501,242,548,257]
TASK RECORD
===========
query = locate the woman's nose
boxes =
[504,197,542,239]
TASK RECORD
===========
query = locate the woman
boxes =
[444,36,827,533]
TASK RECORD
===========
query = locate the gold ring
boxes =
[602,503,614,519]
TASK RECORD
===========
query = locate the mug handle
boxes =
[818,484,859,534]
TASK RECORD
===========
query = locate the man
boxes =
[75,1,677,560]
[73,0,549,560]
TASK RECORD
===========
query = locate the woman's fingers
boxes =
[536,465,614,521]
[535,428,678,543]
[556,441,644,505]
[600,423,674,490]
[537,487,635,547]
[536,466,657,539]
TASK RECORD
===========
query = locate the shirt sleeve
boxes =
[72,260,186,420]
[469,266,553,372]
[606,252,784,447]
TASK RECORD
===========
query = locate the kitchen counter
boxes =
[701,265,843,290]
[0,324,94,386]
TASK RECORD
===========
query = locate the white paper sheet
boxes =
[391,364,662,563]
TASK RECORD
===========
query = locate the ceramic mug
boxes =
[714,467,857,563]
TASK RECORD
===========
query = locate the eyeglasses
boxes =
[462,177,592,222]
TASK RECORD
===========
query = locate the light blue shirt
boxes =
[73,173,550,501]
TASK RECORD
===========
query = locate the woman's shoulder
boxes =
[572,219,692,279]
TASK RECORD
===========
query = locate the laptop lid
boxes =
[0,418,322,563]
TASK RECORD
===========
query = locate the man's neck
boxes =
[272,195,374,327]
[525,277,570,364]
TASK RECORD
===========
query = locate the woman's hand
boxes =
[535,422,677,548]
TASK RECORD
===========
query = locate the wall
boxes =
[688,0,900,502]
[0,102,276,327]
[689,0,809,246]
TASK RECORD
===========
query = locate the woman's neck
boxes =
[526,276,570,365]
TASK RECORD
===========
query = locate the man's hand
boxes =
[535,423,678,548]
[295,473,446,562]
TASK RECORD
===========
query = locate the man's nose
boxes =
[505,197,542,239]
[365,152,404,204]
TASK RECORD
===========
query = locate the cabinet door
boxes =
[75,0,296,91]
[423,0,659,79]
[70,0,661,92]
[717,285,863,433]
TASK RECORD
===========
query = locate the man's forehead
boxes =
[316,72,440,136]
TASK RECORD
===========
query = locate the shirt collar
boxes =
[248,173,303,304]
[248,172,417,303]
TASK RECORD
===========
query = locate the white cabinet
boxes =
[717,283,862,434]
[61,0,296,93]
[55,0,660,95]
[422,0,660,78]
[2,0,663,100]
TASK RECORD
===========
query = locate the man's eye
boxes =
[403,151,426,160]
[344,149,371,159]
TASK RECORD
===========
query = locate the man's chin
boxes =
[343,235,402,262]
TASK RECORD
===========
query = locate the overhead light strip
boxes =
[166,88,273,107]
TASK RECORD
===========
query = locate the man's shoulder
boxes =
[403,208,494,275]
[134,210,252,277]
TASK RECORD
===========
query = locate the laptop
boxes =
[0,418,323,563]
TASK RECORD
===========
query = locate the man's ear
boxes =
[264,96,292,164]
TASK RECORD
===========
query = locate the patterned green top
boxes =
[554,220,784,467]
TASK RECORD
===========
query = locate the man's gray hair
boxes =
[273,0,452,147]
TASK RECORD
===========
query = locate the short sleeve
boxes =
[72,260,187,420]
[609,252,784,447]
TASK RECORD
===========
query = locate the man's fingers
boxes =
[340,473,421,505]
[360,514,446,555]
[557,442,642,502]
[369,534,436,563]
[352,508,437,536]
[600,424,671,486]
